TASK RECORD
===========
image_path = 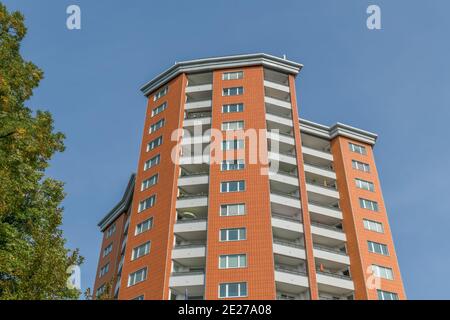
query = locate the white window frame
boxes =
[222,86,244,96]
[359,198,379,211]
[132,241,151,260]
[221,121,244,131]
[141,174,159,191]
[363,219,384,233]
[355,178,375,192]
[220,228,247,242]
[352,160,370,172]
[372,265,394,280]
[222,103,244,113]
[220,180,245,193]
[138,195,156,213]
[153,86,168,101]
[106,223,116,238]
[377,289,399,300]
[103,243,113,257]
[219,254,247,269]
[221,159,245,171]
[147,136,163,152]
[368,241,389,256]
[144,154,160,171]
[349,142,367,155]
[149,118,165,134]
[222,71,243,80]
[99,263,109,277]
[218,282,247,298]
[151,102,167,117]
[128,267,148,287]
[220,203,246,217]
[135,217,153,235]
[221,139,244,150]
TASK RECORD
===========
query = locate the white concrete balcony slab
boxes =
[264,80,290,93]
[184,100,212,111]
[185,84,212,93]
[179,155,210,165]
[266,113,294,128]
[266,130,295,145]
[269,171,299,187]
[302,146,333,161]
[265,96,292,110]
[270,192,301,209]
[273,240,306,260]
[308,202,343,221]
[304,163,336,180]
[316,272,354,294]
[274,268,309,293]
[174,220,207,234]
[176,196,208,209]
[268,151,297,165]
[306,183,340,200]
[172,245,206,260]
[271,215,304,234]
[169,272,205,288]
[178,174,209,187]
[181,135,211,145]
[313,247,350,266]
[311,223,346,243]
[183,117,211,128]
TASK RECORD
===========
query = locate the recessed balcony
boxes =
[172,243,206,266]
[266,113,294,134]
[274,265,309,295]
[311,222,346,247]
[316,271,354,295]
[270,192,302,217]
[174,218,207,241]
[313,245,350,269]
[273,238,306,261]
[271,214,304,240]
[169,271,205,298]
[308,201,343,225]
[185,84,212,93]
[302,145,333,163]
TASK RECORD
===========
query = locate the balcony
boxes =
[313,244,350,268]
[169,271,205,298]
[268,151,297,166]
[172,243,206,266]
[184,99,212,111]
[272,214,304,240]
[311,222,346,247]
[174,218,207,241]
[183,113,212,135]
[264,79,290,93]
[306,180,340,205]
[266,113,294,135]
[274,265,309,295]
[308,201,342,225]
[303,163,336,180]
[265,96,292,110]
[316,271,354,295]
[185,84,212,93]
[270,192,302,218]
[302,145,333,162]
[178,173,209,195]
[273,239,306,261]
[176,193,208,218]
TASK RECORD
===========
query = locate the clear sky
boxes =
[3,0,450,299]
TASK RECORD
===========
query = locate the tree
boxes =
[0,3,83,299]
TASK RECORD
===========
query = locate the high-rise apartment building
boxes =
[93,53,405,300]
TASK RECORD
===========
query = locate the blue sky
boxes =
[3,0,450,299]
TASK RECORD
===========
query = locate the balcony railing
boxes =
[308,200,341,212]
[180,171,209,177]
[306,180,337,191]
[275,265,307,276]
[271,190,300,199]
[302,144,331,154]
[270,169,298,178]
[267,129,295,139]
[185,111,212,120]
[313,244,348,256]
[316,270,352,281]
[303,161,335,172]
[273,238,304,249]
[177,192,208,199]
[176,218,208,224]
[311,221,344,233]
[174,242,206,248]
[171,270,205,276]
[272,213,302,223]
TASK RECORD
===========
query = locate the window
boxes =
[220,203,246,216]
[222,139,244,150]
[349,142,367,155]
[377,290,399,300]
[222,103,244,113]
[147,136,163,152]
[223,87,243,96]
[221,159,245,171]
[141,174,158,191]
[219,282,247,298]
[103,243,113,257]
[135,217,153,235]
[132,241,151,260]
[359,198,379,211]
[128,268,147,286]
[363,219,384,233]
[133,295,145,300]
[138,195,156,213]
[149,118,165,133]
[372,265,394,280]
[96,284,106,297]
[151,102,167,117]
[222,121,244,131]
[220,228,246,241]
[352,160,370,172]
[355,178,375,192]
[222,71,243,80]
[219,254,247,269]
[368,241,389,256]
[153,86,168,101]
[106,223,116,238]
[221,180,245,192]
[144,154,160,171]
[99,263,109,278]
